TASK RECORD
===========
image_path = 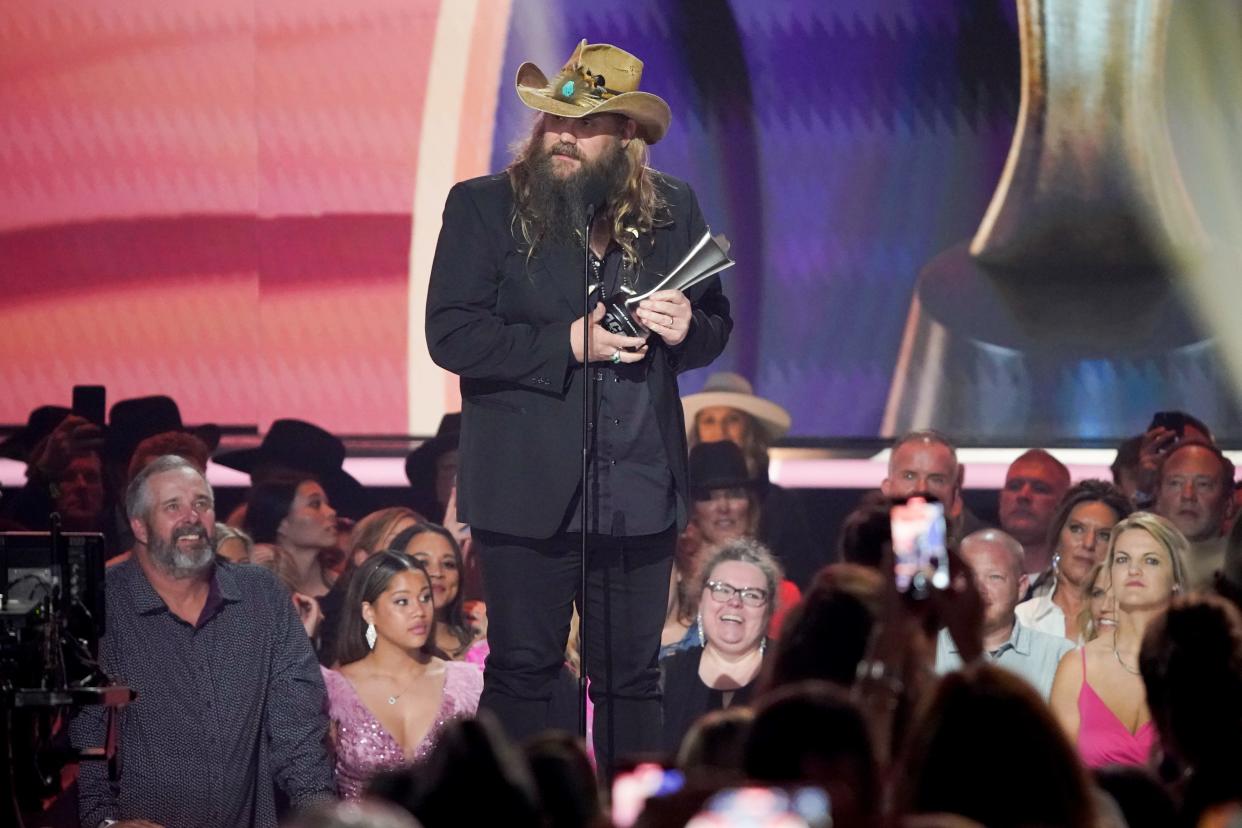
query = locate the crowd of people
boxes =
[5,35,1242,828]
[3,386,1242,828]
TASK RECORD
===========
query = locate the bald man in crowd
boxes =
[998,449,1071,576]
[934,529,1073,699]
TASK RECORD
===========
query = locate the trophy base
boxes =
[881,242,1242,442]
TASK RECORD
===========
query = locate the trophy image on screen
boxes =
[597,231,734,339]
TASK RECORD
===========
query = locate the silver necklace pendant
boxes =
[387,695,398,705]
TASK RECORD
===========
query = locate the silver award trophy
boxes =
[595,231,734,338]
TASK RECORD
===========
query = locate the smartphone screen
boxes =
[890,497,949,596]
[71,385,106,427]
[611,762,685,828]
[686,786,831,828]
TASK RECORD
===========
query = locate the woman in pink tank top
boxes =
[1049,512,1189,768]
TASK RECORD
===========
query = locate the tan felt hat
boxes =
[515,39,671,144]
[682,372,792,442]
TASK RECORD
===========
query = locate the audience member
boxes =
[934,529,1073,699]
[126,429,211,478]
[1049,512,1188,768]
[998,449,1070,575]
[320,506,422,665]
[367,713,542,828]
[881,430,965,539]
[760,563,882,693]
[1140,594,1242,826]
[0,404,71,463]
[5,414,110,540]
[663,442,799,655]
[322,550,482,799]
[675,706,753,784]
[385,523,486,663]
[245,472,340,598]
[216,418,372,520]
[1151,440,1235,590]
[743,681,879,828]
[1092,766,1179,828]
[683,372,823,588]
[214,521,254,563]
[1129,411,1215,508]
[835,491,892,569]
[404,413,460,528]
[1111,435,1144,501]
[522,731,604,828]
[659,539,780,755]
[1078,562,1117,643]
[1017,480,1133,641]
[897,663,1098,828]
[103,395,220,548]
[69,455,334,826]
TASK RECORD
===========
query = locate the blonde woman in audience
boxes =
[1077,562,1116,643]
[214,522,254,563]
[1049,513,1188,768]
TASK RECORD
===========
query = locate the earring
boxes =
[759,636,767,657]
[696,613,705,645]
[1051,553,1061,574]
[365,622,377,649]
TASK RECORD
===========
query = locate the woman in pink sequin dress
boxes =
[323,550,482,799]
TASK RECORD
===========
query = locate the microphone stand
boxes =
[578,202,597,742]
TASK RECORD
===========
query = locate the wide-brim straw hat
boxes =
[682,372,792,443]
[515,39,671,144]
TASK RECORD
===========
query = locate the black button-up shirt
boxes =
[564,246,676,536]
[69,559,335,827]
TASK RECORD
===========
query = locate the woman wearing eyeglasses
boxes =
[659,539,783,756]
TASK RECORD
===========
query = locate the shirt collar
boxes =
[120,557,241,622]
[941,618,1030,658]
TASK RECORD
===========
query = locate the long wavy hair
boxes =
[507,113,667,267]
[385,523,474,658]
[336,551,439,667]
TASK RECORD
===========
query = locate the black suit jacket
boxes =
[425,172,732,538]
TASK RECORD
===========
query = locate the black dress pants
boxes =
[475,527,674,771]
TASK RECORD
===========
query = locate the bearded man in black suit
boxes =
[425,39,732,766]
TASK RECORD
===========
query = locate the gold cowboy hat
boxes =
[515,39,671,144]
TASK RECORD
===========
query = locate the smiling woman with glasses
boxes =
[659,538,783,757]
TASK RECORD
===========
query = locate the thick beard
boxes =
[148,522,215,579]
[524,139,629,248]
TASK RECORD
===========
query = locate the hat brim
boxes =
[682,391,792,443]
[213,446,369,517]
[404,434,458,488]
[212,445,262,473]
[515,62,670,145]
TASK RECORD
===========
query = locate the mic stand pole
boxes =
[578,205,596,743]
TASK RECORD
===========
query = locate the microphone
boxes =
[580,177,610,229]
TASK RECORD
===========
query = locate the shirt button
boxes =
[613,418,621,425]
